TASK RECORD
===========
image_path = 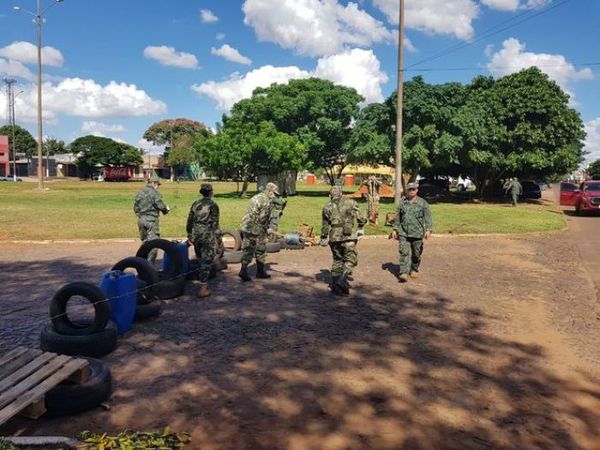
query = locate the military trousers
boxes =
[241,232,267,265]
[511,192,519,206]
[329,240,358,278]
[192,238,216,283]
[138,217,160,261]
[399,236,423,275]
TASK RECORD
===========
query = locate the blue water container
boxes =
[99,271,137,335]
[163,241,189,275]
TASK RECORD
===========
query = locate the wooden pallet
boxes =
[0,347,90,425]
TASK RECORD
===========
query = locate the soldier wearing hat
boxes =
[239,182,279,281]
[133,173,170,262]
[186,183,220,298]
[320,185,367,295]
[391,182,432,282]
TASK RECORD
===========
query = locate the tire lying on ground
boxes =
[266,242,281,253]
[44,357,111,417]
[111,256,160,305]
[280,242,305,250]
[136,239,186,299]
[49,282,110,336]
[40,322,117,358]
[222,249,243,264]
[134,301,163,321]
[220,229,242,251]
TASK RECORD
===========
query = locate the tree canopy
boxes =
[43,137,67,156]
[70,135,143,178]
[588,159,600,180]
[0,125,37,159]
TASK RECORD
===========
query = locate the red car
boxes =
[560,180,600,215]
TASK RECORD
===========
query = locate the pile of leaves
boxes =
[79,428,190,449]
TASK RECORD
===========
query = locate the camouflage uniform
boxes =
[133,179,169,261]
[321,192,367,289]
[187,194,220,283]
[240,192,275,266]
[395,196,432,276]
[269,196,287,234]
[506,179,523,206]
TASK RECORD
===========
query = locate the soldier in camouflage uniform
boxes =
[504,177,523,206]
[239,182,279,281]
[392,182,432,283]
[320,186,367,295]
[186,183,220,298]
[133,174,170,262]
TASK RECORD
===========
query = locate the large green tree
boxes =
[0,125,37,159]
[70,135,143,178]
[43,137,67,156]
[588,159,600,179]
[197,120,306,196]
[229,78,363,184]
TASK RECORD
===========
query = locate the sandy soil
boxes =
[1,231,600,450]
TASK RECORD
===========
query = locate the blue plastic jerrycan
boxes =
[99,271,137,335]
[163,240,190,275]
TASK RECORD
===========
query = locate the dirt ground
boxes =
[1,231,600,450]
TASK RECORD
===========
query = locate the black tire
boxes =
[215,257,228,271]
[266,242,281,253]
[222,249,243,264]
[156,275,186,299]
[111,256,160,305]
[134,302,163,321]
[281,242,305,250]
[49,282,109,336]
[221,229,242,251]
[44,357,111,418]
[40,323,117,358]
[136,239,183,279]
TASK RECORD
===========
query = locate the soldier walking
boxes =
[320,186,367,295]
[133,173,170,262]
[392,182,432,283]
[239,182,279,281]
[186,183,220,298]
[504,177,523,206]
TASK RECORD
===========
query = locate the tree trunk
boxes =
[325,167,336,185]
[240,175,249,197]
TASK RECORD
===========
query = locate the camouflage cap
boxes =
[330,186,343,198]
[265,182,280,195]
[406,182,418,190]
[149,173,161,184]
[200,183,213,193]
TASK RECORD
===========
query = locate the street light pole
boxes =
[35,0,43,189]
[394,0,405,207]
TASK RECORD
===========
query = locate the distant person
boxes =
[133,174,169,262]
[186,183,220,298]
[362,175,382,224]
[504,177,523,206]
[391,182,432,283]
[239,182,279,281]
[320,186,367,295]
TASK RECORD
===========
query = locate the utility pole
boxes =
[3,78,17,181]
[35,0,44,189]
[394,0,405,207]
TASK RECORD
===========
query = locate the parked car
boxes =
[0,175,22,182]
[520,180,542,200]
[560,180,600,215]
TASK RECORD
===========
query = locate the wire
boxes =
[406,0,573,69]
[405,62,600,73]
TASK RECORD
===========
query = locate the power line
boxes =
[406,0,573,69]
[405,61,600,73]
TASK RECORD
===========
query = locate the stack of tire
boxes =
[221,229,281,264]
[135,239,186,299]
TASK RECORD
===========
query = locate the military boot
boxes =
[196,283,211,298]
[336,270,350,295]
[239,264,252,282]
[255,262,271,279]
[398,273,409,283]
[330,277,345,296]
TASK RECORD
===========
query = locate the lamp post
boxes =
[11,90,24,181]
[13,0,63,190]
[394,0,405,206]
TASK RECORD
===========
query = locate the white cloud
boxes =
[486,38,594,92]
[314,48,388,104]
[216,33,226,41]
[211,44,252,65]
[200,9,219,23]
[373,0,479,40]
[0,57,34,80]
[481,0,551,10]
[193,48,388,109]
[143,46,198,69]
[138,138,165,154]
[242,0,395,57]
[584,118,600,164]
[1,78,167,122]
[0,41,64,67]
[82,121,126,136]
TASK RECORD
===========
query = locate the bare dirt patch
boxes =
[1,233,599,450]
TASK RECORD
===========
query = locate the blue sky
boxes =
[0,0,598,161]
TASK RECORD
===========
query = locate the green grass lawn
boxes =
[0,180,565,240]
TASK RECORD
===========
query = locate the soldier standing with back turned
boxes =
[392,182,432,283]
[239,182,279,281]
[186,183,220,298]
[133,173,170,262]
[320,186,367,295]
